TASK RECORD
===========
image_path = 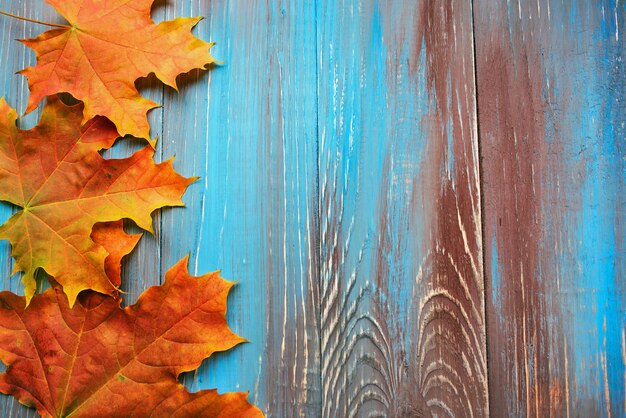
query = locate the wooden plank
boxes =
[475,0,625,416]
[317,1,488,416]
[159,1,321,416]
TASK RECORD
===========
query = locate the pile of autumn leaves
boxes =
[0,1,261,417]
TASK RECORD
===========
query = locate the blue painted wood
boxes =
[317,1,488,416]
[475,0,626,416]
[0,0,323,416]
[0,0,624,417]
[158,1,320,417]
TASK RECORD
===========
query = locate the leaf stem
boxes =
[0,10,68,29]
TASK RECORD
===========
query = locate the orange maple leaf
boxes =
[0,257,263,418]
[0,96,195,306]
[19,0,217,139]
[91,221,141,288]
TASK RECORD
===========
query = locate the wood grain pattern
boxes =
[157,1,321,417]
[0,0,323,416]
[475,0,625,416]
[317,1,488,416]
[1,0,625,417]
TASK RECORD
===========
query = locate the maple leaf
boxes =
[0,257,264,418]
[19,0,217,139]
[0,96,195,306]
[90,221,141,288]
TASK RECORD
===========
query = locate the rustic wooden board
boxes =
[317,1,488,416]
[0,0,323,416]
[1,0,625,417]
[157,1,321,416]
[475,0,625,416]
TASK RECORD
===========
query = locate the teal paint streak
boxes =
[534,0,625,413]
[591,1,625,411]
[490,234,501,315]
[549,1,625,412]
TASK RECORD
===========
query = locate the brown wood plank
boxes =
[317,1,488,416]
[475,0,625,416]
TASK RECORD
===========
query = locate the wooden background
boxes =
[0,0,624,417]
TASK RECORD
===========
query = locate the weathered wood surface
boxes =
[475,0,625,417]
[0,0,624,417]
[0,0,322,416]
[158,1,321,417]
[317,1,488,416]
